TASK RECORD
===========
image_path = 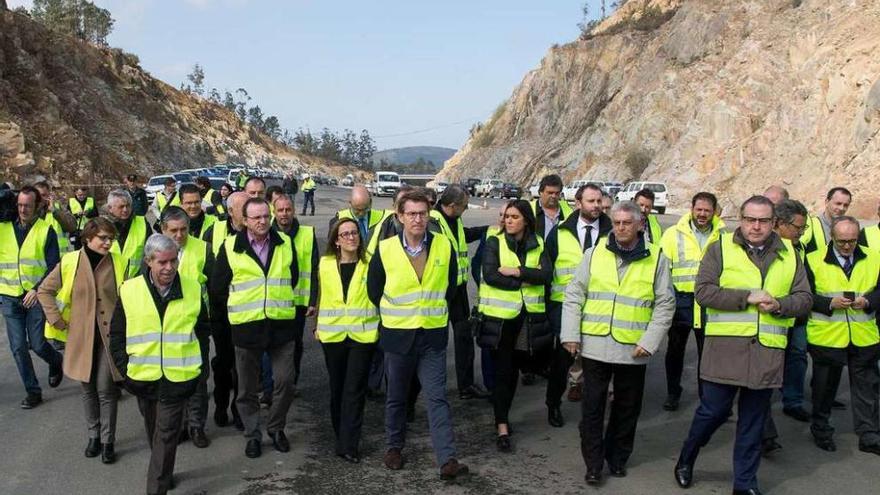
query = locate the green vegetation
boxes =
[624,147,653,177]
[470,102,506,149]
[29,0,114,46]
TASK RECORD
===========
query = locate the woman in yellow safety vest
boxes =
[315,218,379,463]
[477,199,552,452]
[36,217,127,464]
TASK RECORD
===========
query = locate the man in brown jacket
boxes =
[674,195,812,495]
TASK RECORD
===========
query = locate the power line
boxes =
[373,113,491,139]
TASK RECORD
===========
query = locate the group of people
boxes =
[2,172,880,495]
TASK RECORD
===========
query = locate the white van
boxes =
[616,181,669,214]
[373,171,401,197]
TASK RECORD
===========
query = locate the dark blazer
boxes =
[209,229,300,350]
[544,212,612,264]
[367,231,458,354]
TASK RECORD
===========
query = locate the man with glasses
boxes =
[367,189,469,480]
[804,216,880,456]
[332,185,391,248]
[801,187,852,254]
[210,197,299,459]
[178,184,218,240]
[675,195,811,495]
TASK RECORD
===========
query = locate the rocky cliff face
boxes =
[440,0,880,216]
[0,9,343,188]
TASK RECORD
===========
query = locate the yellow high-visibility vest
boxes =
[0,219,51,296]
[863,225,880,251]
[109,215,147,280]
[806,249,880,348]
[43,212,72,253]
[316,256,379,344]
[430,210,470,286]
[580,238,659,345]
[646,215,662,245]
[224,233,296,324]
[800,215,828,252]
[703,233,796,349]
[363,210,395,261]
[529,199,572,222]
[478,233,545,319]
[120,275,202,382]
[155,191,181,212]
[44,250,125,342]
[291,225,315,307]
[550,227,583,303]
[68,197,95,230]
[378,234,451,329]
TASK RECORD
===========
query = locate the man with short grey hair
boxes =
[561,200,674,485]
[105,189,152,279]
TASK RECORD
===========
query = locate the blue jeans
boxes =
[1,295,62,395]
[385,331,457,468]
[680,381,772,491]
[782,323,808,409]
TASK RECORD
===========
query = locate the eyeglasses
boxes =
[834,239,858,246]
[338,231,359,239]
[246,215,271,221]
[95,234,115,243]
[402,211,428,220]
[786,222,807,233]
[741,216,774,226]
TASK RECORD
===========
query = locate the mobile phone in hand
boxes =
[843,291,856,301]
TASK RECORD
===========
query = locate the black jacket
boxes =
[534,200,574,240]
[129,187,148,216]
[109,271,205,402]
[366,231,458,354]
[209,229,301,350]
[428,207,488,244]
[273,218,319,307]
[544,212,612,264]
[482,232,552,293]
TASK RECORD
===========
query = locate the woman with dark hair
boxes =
[219,183,233,210]
[315,217,378,463]
[37,217,127,463]
[477,199,552,452]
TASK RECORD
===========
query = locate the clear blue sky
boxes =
[11,1,601,150]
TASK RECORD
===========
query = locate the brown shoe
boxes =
[567,383,583,402]
[384,448,403,470]
[440,458,470,480]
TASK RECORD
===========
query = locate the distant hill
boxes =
[371,146,457,169]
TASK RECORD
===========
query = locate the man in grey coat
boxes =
[561,201,675,486]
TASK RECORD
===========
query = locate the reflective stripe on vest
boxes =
[0,219,50,296]
[704,233,796,349]
[68,197,95,230]
[224,233,296,324]
[109,216,147,280]
[292,225,315,306]
[120,275,202,382]
[378,235,451,329]
[806,249,880,348]
[478,233,545,319]
[430,210,470,286]
[580,238,659,345]
[550,227,583,302]
[316,256,379,343]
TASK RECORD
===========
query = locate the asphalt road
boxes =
[0,187,874,495]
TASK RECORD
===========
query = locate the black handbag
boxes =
[526,313,553,353]
[475,312,504,350]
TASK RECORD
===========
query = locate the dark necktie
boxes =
[843,256,853,277]
[583,225,593,252]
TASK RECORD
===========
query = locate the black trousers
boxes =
[579,358,647,471]
[810,344,880,444]
[137,397,186,495]
[490,314,528,425]
[665,293,705,399]
[545,302,574,408]
[211,327,239,419]
[322,338,376,456]
[450,283,475,391]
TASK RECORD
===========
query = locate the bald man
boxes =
[331,185,393,243]
[763,186,789,206]
[203,191,249,430]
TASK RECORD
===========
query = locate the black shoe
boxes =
[548,406,564,428]
[663,395,680,411]
[101,443,116,464]
[214,408,229,427]
[733,489,763,495]
[585,469,602,485]
[20,394,42,409]
[190,427,211,448]
[761,439,782,456]
[831,400,846,410]
[459,384,490,400]
[782,407,810,422]
[858,443,880,456]
[338,453,361,464]
[521,373,537,386]
[245,439,262,458]
[608,464,627,477]
[270,431,290,453]
[233,412,245,431]
[674,461,693,488]
[496,434,512,453]
[84,438,101,458]
[48,358,63,388]
[813,437,837,452]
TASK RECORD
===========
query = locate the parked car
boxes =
[464,178,482,196]
[490,183,522,199]
[373,171,401,197]
[145,174,174,202]
[475,179,503,197]
[428,180,449,194]
[616,181,669,214]
[604,181,624,198]
[562,179,606,202]
[528,184,540,198]
[342,174,355,187]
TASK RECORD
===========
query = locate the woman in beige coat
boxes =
[37,217,125,464]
